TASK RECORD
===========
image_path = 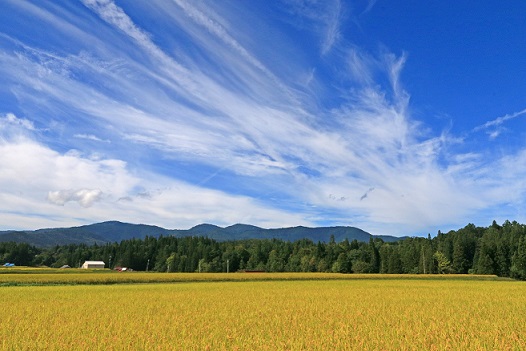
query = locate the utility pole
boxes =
[146,258,150,272]
[227,259,230,273]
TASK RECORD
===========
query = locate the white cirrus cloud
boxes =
[1,1,526,236]
[74,134,110,143]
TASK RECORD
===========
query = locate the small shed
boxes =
[81,261,105,269]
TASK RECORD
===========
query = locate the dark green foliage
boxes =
[418,234,436,274]
[451,225,478,274]
[1,220,526,279]
[368,238,381,273]
[388,250,403,274]
[0,221,402,248]
[0,242,38,266]
[510,237,526,280]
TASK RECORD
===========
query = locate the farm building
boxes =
[81,261,105,269]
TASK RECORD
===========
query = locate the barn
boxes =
[81,261,105,269]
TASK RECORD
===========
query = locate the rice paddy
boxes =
[0,271,524,350]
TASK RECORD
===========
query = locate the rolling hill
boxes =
[0,221,403,247]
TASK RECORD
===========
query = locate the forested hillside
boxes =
[0,221,398,247]
[2,220,526,280]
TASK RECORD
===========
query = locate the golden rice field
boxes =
[0,272,525,350]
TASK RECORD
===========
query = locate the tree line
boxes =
[2,220,526,279]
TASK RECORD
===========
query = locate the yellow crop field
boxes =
[0,276,525,350]
[0,269,506,285]
[0,270,358,285]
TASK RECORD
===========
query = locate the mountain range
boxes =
[0,221,403,247]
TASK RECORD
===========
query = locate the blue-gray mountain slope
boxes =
[0,221,403,247]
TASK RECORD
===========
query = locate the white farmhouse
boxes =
[81,261,105,269]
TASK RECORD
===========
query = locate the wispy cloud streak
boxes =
[476,108,526,129]
[0,1,525,235]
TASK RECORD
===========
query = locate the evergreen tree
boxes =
[510,237,526,280]
[475,240,496,275]
[368,238,380,273]
[452,235,469,274]
[387,247,403,274]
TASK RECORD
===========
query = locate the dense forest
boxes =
[2,220,526,280]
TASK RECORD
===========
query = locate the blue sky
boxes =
[1,0,525,236]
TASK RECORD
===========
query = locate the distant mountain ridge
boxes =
[0,221,403,247]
